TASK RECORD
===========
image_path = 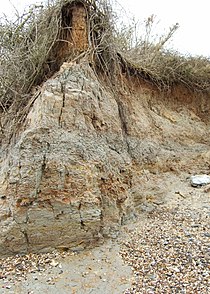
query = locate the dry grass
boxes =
[120,48,210,91]
[0,0,115,109]
[0,3,60,111]
[115,15,210,91]
[0,0,116,138]
[0,0,210,136]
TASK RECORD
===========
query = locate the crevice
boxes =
[98,195,105,236]
[117,99,128,135]
[41,154,46,173]
[115,97,131,155]
[108,145,120,154]
[78,202,86,230]
[34,153,47,198]
[46,199,55,218]
[59,82,66,126]
[22,229,30,252]
[18,159,22,177]
[11,157,20,200]
[13,217,30,253]
[55,210,64,220]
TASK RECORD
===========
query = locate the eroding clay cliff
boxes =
[1,59,210,256]
[1,0,210,256]
[0,62,132,255]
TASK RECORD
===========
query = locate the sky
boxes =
[1,0,210,57]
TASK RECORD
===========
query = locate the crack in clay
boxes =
[78,202,86,231]
[12,217,30,253]
[98,195,105,235]
[41,154,46,173]
[58,82,66,126]
[34,154,47,198]
[115,97,131,155]
[47,200,56,219]
[22,230,30,249]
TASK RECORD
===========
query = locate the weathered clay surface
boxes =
[1,61,210,256]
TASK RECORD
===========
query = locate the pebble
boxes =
[204,232,210,237]
[190,174,210,187]
[50,259,59,267]
[120,209,210,293]
[0,250,72,283]
[5,285,11,289]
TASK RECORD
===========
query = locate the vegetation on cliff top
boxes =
[0,0,210,117]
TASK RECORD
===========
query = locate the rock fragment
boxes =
[190,174,210,187]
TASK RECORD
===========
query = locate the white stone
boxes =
[190,174,210,187]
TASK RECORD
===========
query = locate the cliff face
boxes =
[1,61,210,256]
